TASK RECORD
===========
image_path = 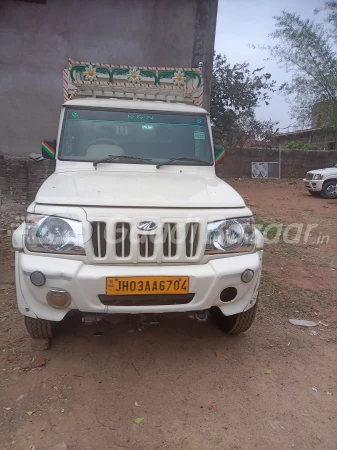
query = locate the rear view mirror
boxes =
[41,139,56,159]
[214,145,225,164]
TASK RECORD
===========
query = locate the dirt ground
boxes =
[0,179,336,450]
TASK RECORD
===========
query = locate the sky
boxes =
[214,0,326,130]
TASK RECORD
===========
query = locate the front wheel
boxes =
[24,316,57,339]
[308,190,321,197]
[322,181,337,199]
[210,301,258,334]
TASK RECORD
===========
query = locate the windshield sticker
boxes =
[194,131,205,140]
[128,114,154,121]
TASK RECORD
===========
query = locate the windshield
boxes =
[59,108,213,165]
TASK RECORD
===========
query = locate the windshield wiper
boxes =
[156,157,211,169]
[93,155,152,167]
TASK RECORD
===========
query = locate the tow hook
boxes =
[82,313,104,325]
[194,310,208,323]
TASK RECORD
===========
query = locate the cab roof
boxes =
[63,98,208,115]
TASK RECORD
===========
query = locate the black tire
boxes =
[24,316,56,339]
[308,190,321,197]
[210,301,258,334]
[322,181,337,199]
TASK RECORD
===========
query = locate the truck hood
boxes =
[308,167,337,174]
[35,170,246,208]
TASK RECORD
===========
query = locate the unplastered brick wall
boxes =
[27,159,56,202]
[0,155,28,203]
[0,155,55,204]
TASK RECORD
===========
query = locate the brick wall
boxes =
[0,155,28,203]
[26,159,56,202]
[0,156,55,204]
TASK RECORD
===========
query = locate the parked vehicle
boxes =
[12,60,264,339]
[303,165,337,198]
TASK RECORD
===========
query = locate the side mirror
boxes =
[41,139,56,159]
[214,145,225,164]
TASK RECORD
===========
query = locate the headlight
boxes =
[205,217,255,254]
[25,214,85,255]
[313,174,323,180]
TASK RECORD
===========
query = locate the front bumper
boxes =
[16,252,262,321]
[302,179,323,191]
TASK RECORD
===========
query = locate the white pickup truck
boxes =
[303,165,337,198]
[13,60,263,339]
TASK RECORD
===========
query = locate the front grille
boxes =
[89,220,202,263]
[306,172,314,180]
[91,222,106,258]
[99,293,195,306]
[115,222,130,258]
[186,223,199,257]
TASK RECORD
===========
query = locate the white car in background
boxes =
[303,164,337,198]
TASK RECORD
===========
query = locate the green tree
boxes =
[262,9,337,128]
[211,54,277,148]
[316,2,337,36]
[225,110,276,150]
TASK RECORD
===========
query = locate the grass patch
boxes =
[255,218,285,241]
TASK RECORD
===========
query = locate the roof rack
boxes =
[63,59,204,107]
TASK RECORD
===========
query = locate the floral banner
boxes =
[68,59,202,90]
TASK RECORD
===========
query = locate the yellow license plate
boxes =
[106,276,189,296]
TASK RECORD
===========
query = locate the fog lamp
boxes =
[241,269,254,283]
[47,290,71,309]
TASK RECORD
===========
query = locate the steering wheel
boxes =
[87,138,121,148]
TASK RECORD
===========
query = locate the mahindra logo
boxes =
[136,221,158,231]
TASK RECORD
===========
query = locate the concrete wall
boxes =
[0,0,218,156]
[216,148,337,179]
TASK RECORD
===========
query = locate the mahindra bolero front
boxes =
[13,99,264,338]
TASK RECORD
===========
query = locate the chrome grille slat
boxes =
[190,223,194,257]
[168,225,171,258]
[121,224,125,257]
[97,223,101,258]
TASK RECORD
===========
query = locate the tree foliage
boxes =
[283,140,319,150]
[224,110,276,150]
[264,9,337,128]
[210,54,278,149]
[316,2,337,36]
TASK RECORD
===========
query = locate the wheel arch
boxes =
[323,178,337,186]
